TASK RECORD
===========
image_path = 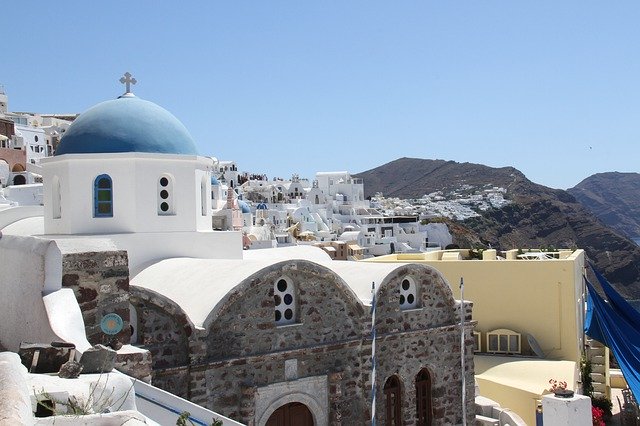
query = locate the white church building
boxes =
[0,77,475,425]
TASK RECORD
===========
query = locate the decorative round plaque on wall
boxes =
[100,313,124,335]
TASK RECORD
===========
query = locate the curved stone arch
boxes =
[376,263,457,324]
[415,363,438,383]
[129,285,197,342]
[202,259,366,331]
[256,391,327,426]
[11,163,25,172]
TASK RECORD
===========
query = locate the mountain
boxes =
[568,172,640,241]
[355,158,640,298]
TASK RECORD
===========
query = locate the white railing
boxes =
[134,380,244,426]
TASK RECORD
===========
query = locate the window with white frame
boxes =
[52,175,61,219]
[200,176,208,216]
[486,328,521,354]
[473,331,482,353]
[274,277,297,325]
[400,277,418,310]
[158,174,175,215]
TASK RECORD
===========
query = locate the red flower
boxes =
[592,406,605,426]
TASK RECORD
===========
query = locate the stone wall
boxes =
[61,250,130,346]
[206,261,366,360]
[129,287,193,395]
[137,302,189,368]
[133,260,476,425]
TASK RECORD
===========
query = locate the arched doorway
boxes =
[266,402,313,426]
[12,174,26,185]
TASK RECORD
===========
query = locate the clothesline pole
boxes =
[460,277,467,426]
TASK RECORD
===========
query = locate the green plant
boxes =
[176,412,191,426]
[468,248,484,260]
[177,411,223,426]
[580,354,594,397]
[34,373,135,417]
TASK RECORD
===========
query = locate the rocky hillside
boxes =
[568,172,640,241]
[355,158,640,298]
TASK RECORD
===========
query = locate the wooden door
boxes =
[266,402,314,426]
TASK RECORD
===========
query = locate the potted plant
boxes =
[548,379,574,398]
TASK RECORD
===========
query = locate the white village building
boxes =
[0,77,476,424]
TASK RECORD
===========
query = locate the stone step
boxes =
[592,364,606,374]
[593,383,607,393]
[475,414,499,426]
[589,347,606,356]
[590,355,605,364]
[591,372,606,382]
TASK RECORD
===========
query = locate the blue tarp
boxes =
[584,267,640,402]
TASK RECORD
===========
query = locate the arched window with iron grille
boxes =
[415,368,433,425]
[384,375,402,425]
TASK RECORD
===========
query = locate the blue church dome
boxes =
[55,95,198,156]
[238,200,251,214]
[211,175,220,186]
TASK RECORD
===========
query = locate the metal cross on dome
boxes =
[119,72,137,93]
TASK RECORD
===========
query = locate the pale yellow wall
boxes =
[365,250,585,363]
[475,377,540,426]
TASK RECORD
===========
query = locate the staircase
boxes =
[587,338,610,398]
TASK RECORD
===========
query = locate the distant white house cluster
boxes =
[400,185,512,221]
[210,168,453,256]
[1,86,507,257]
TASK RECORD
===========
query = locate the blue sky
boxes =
[3,2,639,189]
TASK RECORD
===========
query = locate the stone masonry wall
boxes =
[135,261,476,425]
[206,260,367,360]
[134,301,189,369]
[206,261,476,424]
[61,250,131,346]
[129,288,194,397]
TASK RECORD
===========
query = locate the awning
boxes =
[348,244,364,251]
[0,134,8,141]
[585,265,640,402]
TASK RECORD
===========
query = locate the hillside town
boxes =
[1,85,513,258]
[0,83,635,426]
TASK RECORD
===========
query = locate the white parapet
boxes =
[542,393,591,426]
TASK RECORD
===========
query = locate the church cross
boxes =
[119,72,137,93]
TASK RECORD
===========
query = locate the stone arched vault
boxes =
[129,286,198,398]
[129,286,197,360]
[374,263,458,335]
[203,259,367,360]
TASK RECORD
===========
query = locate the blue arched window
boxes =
[94,174,113,217]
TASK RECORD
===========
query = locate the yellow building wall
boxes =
[364,250,585,363]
